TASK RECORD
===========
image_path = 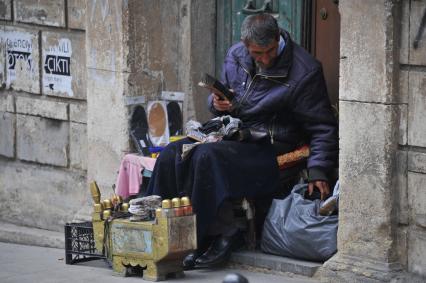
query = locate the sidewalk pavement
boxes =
[0,242,318,283]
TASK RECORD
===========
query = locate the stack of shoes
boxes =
[183,230,244,269]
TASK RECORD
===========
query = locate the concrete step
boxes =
[0,221,64,249]
[230,250,322,278]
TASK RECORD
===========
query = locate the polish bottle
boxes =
[121,203,129,212]
[102,209,111,220]
[155,208,163,219]
[161,199,173,217]
[180,196,193,216]
[171,198,184,217]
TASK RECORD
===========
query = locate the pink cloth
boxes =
[115,154,157,198]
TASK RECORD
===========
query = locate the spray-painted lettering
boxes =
[44,55,70,76]
[6,38,32,50]
[7,50,32,70]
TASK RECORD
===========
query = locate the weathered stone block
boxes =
[0,0,12,21]
[188,0,216,122]
[42,31,86,99]
[16,96,68,120]
[396,150,408,225]
[86,0,126,72]
[0,93,14,112]
[408,172,426,229]
[87,68,128,196]
[0,25,4,86]
[0,27,40,94]
[339,101,398,261]
[398,104,407,146]
[0,159,88,231]
[70,103,87,123]
[408,227,426,277]
[408,151,426,174]
[0,111,14,158]
[339,1,398,103]
[16,115,69,167]
[396,226,408,268]
[398,69,408,104]
[399,0,409,64]
[407,71,426,147]
[15,0,65,27]
[410,1,426,65]
[70,122,87,170]
[68,0,86,30]
[126,0,181,99]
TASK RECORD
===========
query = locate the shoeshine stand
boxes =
[90,183,197,281]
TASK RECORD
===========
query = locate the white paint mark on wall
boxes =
[42,37,73,97]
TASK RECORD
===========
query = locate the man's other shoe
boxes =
[182,252,199,270]
[182,236,215,270]
[195,231,244,268]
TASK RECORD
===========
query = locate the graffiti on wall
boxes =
[42,38,73,96]
[0,31,37,88]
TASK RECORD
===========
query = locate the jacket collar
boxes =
[235,29,293,78]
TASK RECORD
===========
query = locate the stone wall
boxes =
[398,0,426,278]
[322,0,426,281]
[86,0,215,198]
[4,2,423,280]
[0,0,88,231]
[0,0,215,233]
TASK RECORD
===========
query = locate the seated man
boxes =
[146,13,338,269]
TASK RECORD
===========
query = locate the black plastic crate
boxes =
[64,221,105,264]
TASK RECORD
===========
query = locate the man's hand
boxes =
[308,180,330,200]
[212,93,233,112]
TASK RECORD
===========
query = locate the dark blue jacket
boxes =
[208,30,338,181]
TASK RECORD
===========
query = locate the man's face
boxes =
[247,39,279,70]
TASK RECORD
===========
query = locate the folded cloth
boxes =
[128,195,162,220]
[129,195,162,206]
[115,154,157,198]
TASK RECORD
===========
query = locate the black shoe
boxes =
[183,252,199,270]
[195,231,244,268]
[182,236,215,270]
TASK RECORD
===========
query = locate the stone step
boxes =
[230,250,322,278]
[0,221,64,249]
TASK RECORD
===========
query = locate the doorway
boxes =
[215,0,340,106]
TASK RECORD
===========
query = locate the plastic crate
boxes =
[64,221,105,264]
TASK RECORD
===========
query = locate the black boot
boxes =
[182,236,214,270]
[182,250,203,270]
[195,231,244,268]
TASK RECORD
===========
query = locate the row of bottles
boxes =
[94,197,129,220]
[156,196,193,218]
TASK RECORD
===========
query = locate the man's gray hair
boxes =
[241,13,280,46]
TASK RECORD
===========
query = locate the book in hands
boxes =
[198,73,234,101]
